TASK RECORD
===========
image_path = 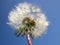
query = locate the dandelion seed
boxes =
[7,2,49,45]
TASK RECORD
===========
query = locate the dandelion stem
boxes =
[26,34,32,45]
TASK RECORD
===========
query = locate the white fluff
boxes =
[7,2,49,38]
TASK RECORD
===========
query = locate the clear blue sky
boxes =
[0,0,60,45]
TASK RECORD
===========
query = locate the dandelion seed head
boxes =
[7,2,49,38]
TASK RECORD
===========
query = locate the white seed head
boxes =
[7,2,49,38]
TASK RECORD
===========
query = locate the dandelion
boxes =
[7,2,49,45]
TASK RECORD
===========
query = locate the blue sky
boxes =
[0,0,60,45]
